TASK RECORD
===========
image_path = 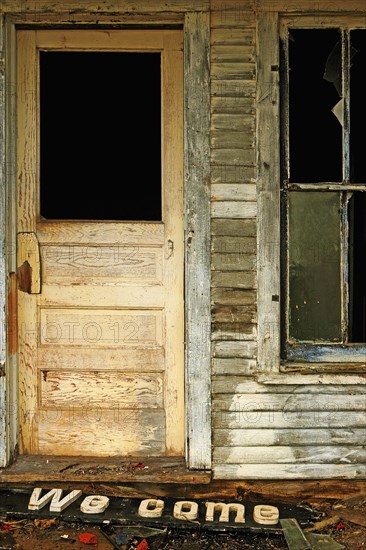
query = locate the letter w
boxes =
[28,488,82,512]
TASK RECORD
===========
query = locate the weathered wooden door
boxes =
[16,30,184,456]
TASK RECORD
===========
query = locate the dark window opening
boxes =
[283,27,366,356]
[349,192,366,342]
[288,29,342,183]
[350,30,366,183]
[40,52,162,220]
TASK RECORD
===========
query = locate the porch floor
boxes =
[0,455,211,484]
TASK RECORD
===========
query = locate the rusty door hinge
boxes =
[17,232,41,294]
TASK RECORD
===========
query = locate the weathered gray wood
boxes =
[0,17,17,467]
[212,305,257,323]
[211,164,255,184]
[256,11,281,373]
[212,340,257,358]
[0,14,6,466]
[211,130,255,149]
[212,358,257,375]
[211,219,256,236]
[213,410,366,429]
[0,0,210,13]
[184,11,211,470]
[211,45,254,63]
[211,61,255,80]
[211,80,255,98]
[211,27,255,45]
[212,324,257,341]
[213,428,366,447]
[211,114,255,132]
[212,271,257,289]
[212,253,255,271]
[212,96,255,114]
[212,288,256,305]
[214,445,366,465]
[213,378,366,394]
[280,519,311,550]
[256,0,366,12]
[210,2,255,28]
[213,463,366,480]
[213,393,366,411]
[212,236,256,254]
[211,147,255,165]
[211,183,256,201]
[257,374,366,386]
[211,201,257,218]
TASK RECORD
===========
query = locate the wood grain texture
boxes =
[41,371,164,409]
[213,411,366,429]
[37,221,164,245]
[214,445,366,464]
[212,378,366,394]
[213,463,366,480]
[39,308,163,347]
[213,428,366,447]
[41,245,163,285]
[256,11,281,373]
[213,393,366,412]
[38,409,166,456]
[184,11,211,469]
[0,14,6,465]
[38,347,165,372]
[162,42,184,455]
[1,1,210,14]
[17,29,184,458]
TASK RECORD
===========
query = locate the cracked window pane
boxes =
[350,30,366,183]
[288,192,342,342]
[289,29,342,183]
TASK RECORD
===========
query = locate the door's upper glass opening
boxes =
[40,51,162,221]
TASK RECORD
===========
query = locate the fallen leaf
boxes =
[79,532,97,545]
[0,524,14,531]
[136,539,149,550]
[34,518,57,529]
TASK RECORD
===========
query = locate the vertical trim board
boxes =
[256,12,281,373]
[184,11,211,470]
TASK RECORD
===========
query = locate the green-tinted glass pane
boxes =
[288,192,342,342]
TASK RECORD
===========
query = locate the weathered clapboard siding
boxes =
[210,1,260,476]
[210,0,257,346]
[213,377,366,478]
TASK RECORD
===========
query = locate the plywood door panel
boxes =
[17,30,184,457]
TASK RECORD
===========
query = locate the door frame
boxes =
[0,11,211,470]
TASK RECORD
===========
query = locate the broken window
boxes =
[281,27,366,362]
[40,52,161,220]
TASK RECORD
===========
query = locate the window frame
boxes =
[257,13,366,372]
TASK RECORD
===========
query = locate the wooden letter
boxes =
[80,495,110,514]
[28,488,82,512]
[138,499,164,518]
[253,505,279,525]
[205,502,245,524]
[173,501,198,521]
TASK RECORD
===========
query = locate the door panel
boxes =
[17,30,184,457]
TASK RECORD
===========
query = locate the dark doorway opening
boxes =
[40,51,161,220]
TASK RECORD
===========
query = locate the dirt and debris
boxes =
[1,495,366,549]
